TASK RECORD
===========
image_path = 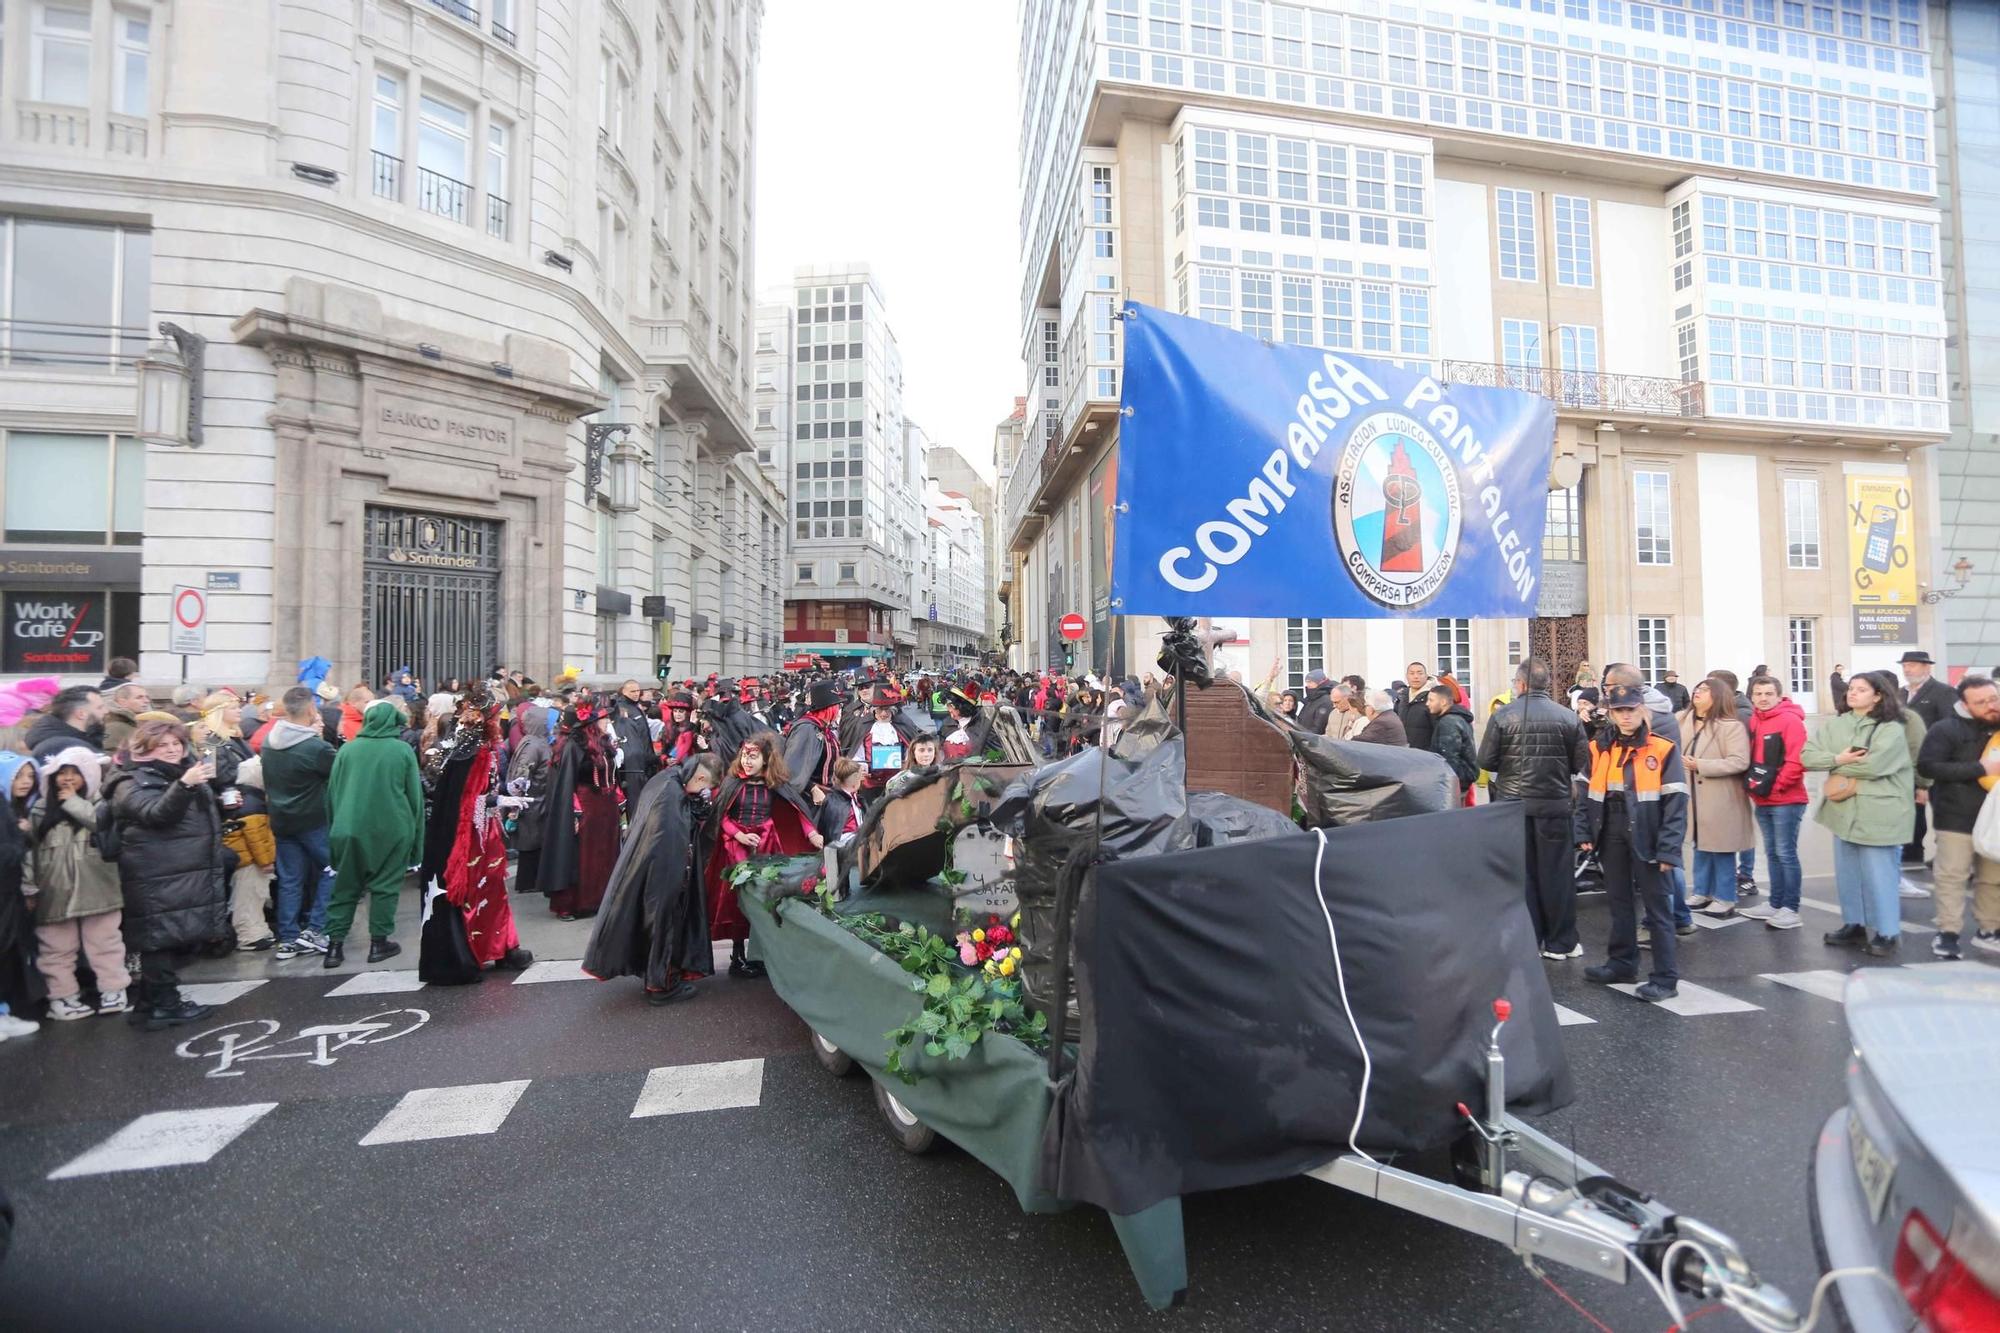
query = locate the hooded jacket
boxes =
[261,718,338,837]
[327,702,426,876]
[104,755,227,952]
[1296,681,1336,737]
[1426,702,1478,785]
[27,746,122,923]
[1916,699,2000,835]
[1745,696,1809,807]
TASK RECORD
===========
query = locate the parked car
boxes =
[1810,964,2000,1331]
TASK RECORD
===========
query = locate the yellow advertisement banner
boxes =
[1845,474,1917,645]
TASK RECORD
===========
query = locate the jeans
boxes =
[274,825,334,942]
[1668,864,1693,927]
[1754,803,1805,911]
[1831,838,1903,938]
[1694,850,1739,904]
[1737,846,1755,881]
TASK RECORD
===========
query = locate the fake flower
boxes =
[958,942,979,966]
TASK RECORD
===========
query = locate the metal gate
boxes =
[361,507,501,692]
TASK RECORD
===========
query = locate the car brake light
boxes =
[1894,1210,2000,1333]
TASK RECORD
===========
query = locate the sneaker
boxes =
[142,1000,215,1031]
[1736,871,1759,898]
[0,1013,39,1039]
[1583,963,1637,985]
[1865,933,1900,958]
[1540,943,1584,960]
[1698,900,1738,919]
[274,938,312,961]
[1972,929,2000,955]
[1932,931,1962,961]
[97,989,129,1015]
[1633,981,1679,1003]
[48,996,94,1022]
[1685,893,1713,909]
[1637,927,1652,950]
[237,935,277,953]
[1675,923,1698,937]
[1765,908,1803,930]
[1824,923,1868,947]
[1898,876,1932,900]
[1738,902,1778,921]
[297,928,331,953]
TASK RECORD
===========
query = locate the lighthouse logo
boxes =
[1331,411,1463,608]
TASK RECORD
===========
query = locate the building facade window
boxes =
[595,611,619,672]
[1553,194,1593,286]
[372,74,404,200]
[595,504,616,585]
[1435,617,1472,695]
[1284,617,1325,691]
[1543,485,1582,562]
[416,94,472,223]
[31,4,91,106]
[1496,187,1537,281]
[1787,617,1817,701]
[1783,476,1821,568]
[1637,616,1671,685]
[1633,469,1672,565]
[485,121,511,239]
[1,431,144,544]
[0,215,151,369]
[114,10,150,115]
[1502,318,1542,373]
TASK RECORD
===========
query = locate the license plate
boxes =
[1848,1111,1896,1223]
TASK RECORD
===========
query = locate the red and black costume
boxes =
[702,773,817,943]
[534,700,624,919]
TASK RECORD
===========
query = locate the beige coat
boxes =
[1678,711,1755,853]
[1326,707,1366,741]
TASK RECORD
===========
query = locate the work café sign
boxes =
[4,593,106,673]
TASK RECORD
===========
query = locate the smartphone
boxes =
[1863,505,1897,573]
[1849,747,1870,756]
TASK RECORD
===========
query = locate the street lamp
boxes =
[1922,556,1975,604]
[135,322,206,447]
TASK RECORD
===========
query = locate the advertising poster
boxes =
[4,591,107,673]
[1845,474,1917,645]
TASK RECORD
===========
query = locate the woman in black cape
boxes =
[581,754,723,1004]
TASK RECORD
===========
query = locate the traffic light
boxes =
[1064,646,1075,669]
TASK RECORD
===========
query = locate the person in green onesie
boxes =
[323,698,425,968]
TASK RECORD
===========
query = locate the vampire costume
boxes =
[534,700,624,919]
[582,755,720,1003]
[432,688,531,969]
[699,696,762,768]
[940,689,994,763]
[701,752,819,970]
[780,680,843,801]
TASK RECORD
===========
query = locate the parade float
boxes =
[733,306,1803,1329]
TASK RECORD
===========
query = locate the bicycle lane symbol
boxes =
[174,1009,431,1078]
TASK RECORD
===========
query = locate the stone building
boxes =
[0,0,782,691]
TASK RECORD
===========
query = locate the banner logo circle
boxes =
[1331,411,1463,609]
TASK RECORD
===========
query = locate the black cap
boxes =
[1604,684,1648,710]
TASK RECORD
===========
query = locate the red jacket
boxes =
[1747,697,1808,806]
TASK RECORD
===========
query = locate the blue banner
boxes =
[1111,302,1557,620]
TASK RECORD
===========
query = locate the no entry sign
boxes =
[1059,613,1087,641]
[169,584,207,655]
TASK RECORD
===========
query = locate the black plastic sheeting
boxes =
[1231,686,1461,824]
[1041,801,1574,1216]
[990,704,1297,1021]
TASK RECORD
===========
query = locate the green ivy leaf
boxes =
[924,1040,946,1057]
[925,973,951,999]
[944,1034,972,1059]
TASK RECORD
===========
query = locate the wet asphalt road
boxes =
[0,873,1987,1333]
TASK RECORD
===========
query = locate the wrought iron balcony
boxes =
[1440,361,1704,418]
[427,0,477,21]
[486,194,510,240]
[371,150,401,201]
[417,167,470,225]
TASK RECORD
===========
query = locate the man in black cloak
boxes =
[941,687,994,762]
[781,678,844,807]
[582,754,723,1004]
[699,696,762,767]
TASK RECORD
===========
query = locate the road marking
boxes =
[1688,913,1750,930]
[1800,897,1934,935]
[49,1103,278,1179]
[631,1059,765,1118]
[509,958,593,986]
[1607,980,1763,1016]
[325,970,427,997]
[178,980,268,1007]
[1761,970,1852,1003]
[1553,1004,1596,1027]
[359,1080,531,1146]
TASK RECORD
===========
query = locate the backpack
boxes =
[91,796,122,861]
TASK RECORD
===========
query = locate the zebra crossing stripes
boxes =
[1552,1004,1596,1027]
[507,958,595,986]
[631,1058,765,1118]
[178,980,268,1007]
[1759,970,1852,1003]
[359,1079,531,1146]
[48,1103,278,1180]
[324,969,428,997]
[1603,980,1764,1016]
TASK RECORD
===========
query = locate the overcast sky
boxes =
[753,0,1020,480]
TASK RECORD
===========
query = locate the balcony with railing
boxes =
[486,194,509,240]
[427,0,477,21]
[1440,361,1704,419]
[371,151,401,201]
[417,167,470,225]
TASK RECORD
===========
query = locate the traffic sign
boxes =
[1059,613,1087,641]
[169,585,207,655]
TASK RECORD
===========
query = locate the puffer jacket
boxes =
[104,758,227,952]
[1297,683,1336,737]
[28,795,123,924]
[1477,690,1589,811]
[1916,701,1999,835]
[1428,703,1478,786]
